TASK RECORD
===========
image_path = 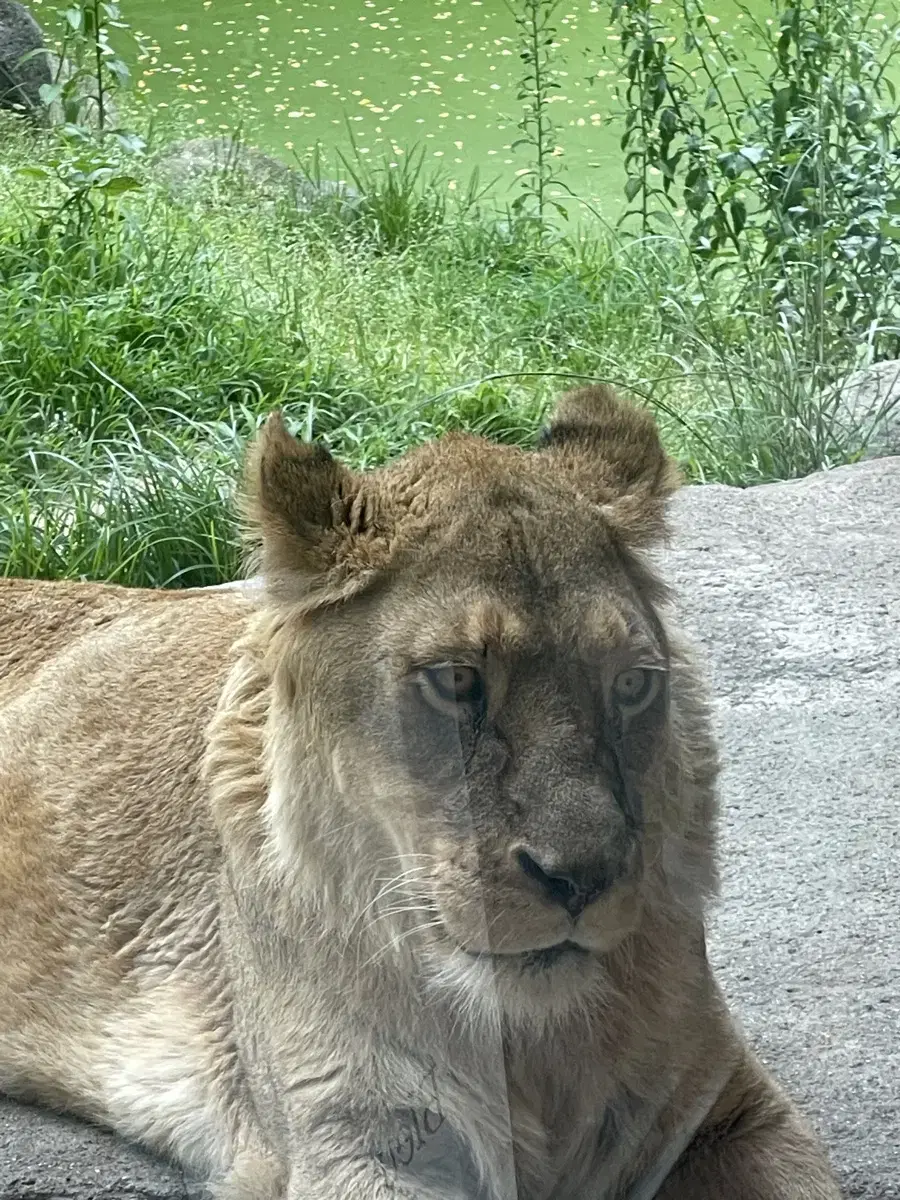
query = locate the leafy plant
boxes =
[36,0,143,136]
[332,140,452,253]
[507,0,570,223]
[13,1,146,252]
[610,0,900,363]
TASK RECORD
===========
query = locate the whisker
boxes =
[347,866,432,937]
[360,919,445,972]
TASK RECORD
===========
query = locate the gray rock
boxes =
[0,0,50,115]
[659,457,900,1200]
[830,360,900,460]
[0,1099,200,1198]
[153,135,360,214]
[1,458,898,1198]
[154,134,291,191]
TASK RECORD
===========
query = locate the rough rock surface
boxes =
[0,0,50,115]
[660,457,900,1200]
[153,136,360,212]
[1,457,898,1199]
[832,360,900,460]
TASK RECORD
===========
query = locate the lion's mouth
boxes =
[464,940,590,970]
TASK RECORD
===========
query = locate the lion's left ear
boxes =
[242,412,386,600]
[537,384,680,545]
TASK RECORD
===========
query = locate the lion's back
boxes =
[0,578,245,699]
[0,577,253,867]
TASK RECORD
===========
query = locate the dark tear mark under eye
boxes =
[598,717,644,836]
[399,690,487,783]
[462,693,490,773]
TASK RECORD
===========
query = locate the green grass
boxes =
[0,111,883,587]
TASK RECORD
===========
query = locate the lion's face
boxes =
[245,387,707,1016]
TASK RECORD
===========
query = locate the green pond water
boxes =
[27,0,898,215]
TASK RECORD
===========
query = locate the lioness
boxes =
[0,387,840,1199]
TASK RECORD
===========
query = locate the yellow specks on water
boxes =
[129,0,640,202]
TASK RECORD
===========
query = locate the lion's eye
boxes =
[418,664,486,716]
[612,668,661,715]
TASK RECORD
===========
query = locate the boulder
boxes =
[831,359,900,460]
[1,457,898,1198]
[658,457,900,1200]
[153,135,360,214]
[0,0,50,115]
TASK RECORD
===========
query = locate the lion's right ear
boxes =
[538,384,679,546]
[242,413,383,598]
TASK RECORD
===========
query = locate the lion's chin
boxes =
[419,934,621,1029]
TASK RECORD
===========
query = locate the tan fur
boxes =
[0,388,840,1199]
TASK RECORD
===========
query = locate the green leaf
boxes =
[38,82,64,105]
[624,175,643,202]
[738,145,767,166]
[772,87,792,128]
[100,175,143,195]
[112,131,146,154]
[730,196,747,237]
[107,59,131,84]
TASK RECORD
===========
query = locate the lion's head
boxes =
[218,386,718,1024]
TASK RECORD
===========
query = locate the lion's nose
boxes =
[515,847,615,920]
